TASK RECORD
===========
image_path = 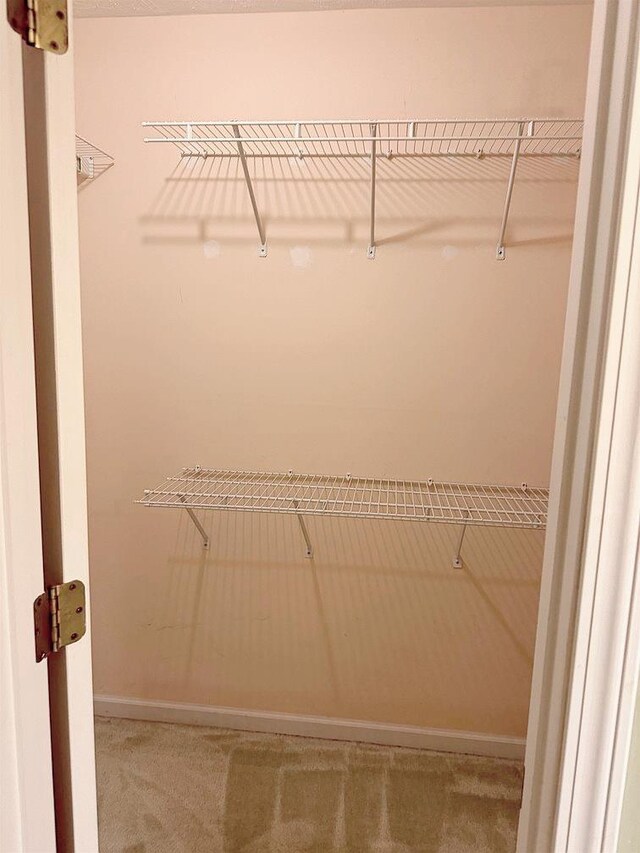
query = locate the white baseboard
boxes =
[93,695,525,760]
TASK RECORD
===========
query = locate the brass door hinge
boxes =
[7,0,68,54]
[33,580,86,662]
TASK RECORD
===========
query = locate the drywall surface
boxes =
[75,4,591,739]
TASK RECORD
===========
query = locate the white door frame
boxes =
[558,10,640,850]
[0,26,57,853]
[11,8,98,853]
[518,1,640,851]
[20,9,100,852]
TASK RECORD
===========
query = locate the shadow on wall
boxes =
[139,154,580,254]
[142,507,543,729]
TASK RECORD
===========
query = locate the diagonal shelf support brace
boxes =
[367,122,378,259]
[293,500,313,558]
[232,123,268,257]
[452,512,470,569]
[179,495,210,548]
[496,121,527,260]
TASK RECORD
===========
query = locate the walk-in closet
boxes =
[72,2,593,849]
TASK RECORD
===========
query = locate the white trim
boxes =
[558,10,640,850]
[21,16,99,851]
[74,0,594,20]
[0,26,56,853]
[518,2,640,851]
[94,695,525,760]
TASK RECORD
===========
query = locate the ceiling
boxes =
[74,0,592,18]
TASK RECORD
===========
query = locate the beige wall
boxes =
[75,4,591,738]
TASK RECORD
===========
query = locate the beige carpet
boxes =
[95,716,523,853]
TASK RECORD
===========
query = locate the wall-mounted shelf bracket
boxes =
[77,155,94,179]
[293,499,313,558]
[75,135,114,187]
[177,493,210,548]
[367,122,378,259]
[496,121,528,260]
[232,123,268,258]
[452,511,470,569]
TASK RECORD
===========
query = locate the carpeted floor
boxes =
[95,716,523,852]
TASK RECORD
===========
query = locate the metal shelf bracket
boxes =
[178,493,210,548]
[368,122,378,259]
[75,135,114,186]
[496,121,528,260]
[452,510,470,569]
[232,123,268,258]
[293,499,313,558]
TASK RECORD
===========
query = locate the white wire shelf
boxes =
[142,118,582,260]
[140,467,548,526]
[138,468,548,562]
[76,134,114,185]
[143,119,582,159]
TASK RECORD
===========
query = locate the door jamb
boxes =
[0,24,57,853]
[21,7,100,850]
[518,2,640,850]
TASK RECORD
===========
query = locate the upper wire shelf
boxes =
[76,134,114,185]
[143,118,582,260]
[143,119,582,159]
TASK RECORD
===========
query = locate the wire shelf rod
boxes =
[142,118,583,128]
[172,153,577,160]
[144,133,582,145]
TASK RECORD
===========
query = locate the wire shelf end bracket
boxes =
[75,134,114,186]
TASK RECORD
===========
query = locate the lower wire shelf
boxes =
[137,467,549,567]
